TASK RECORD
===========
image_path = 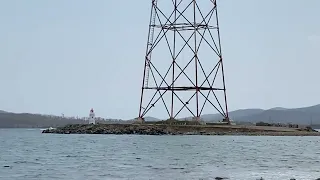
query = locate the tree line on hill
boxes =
[180,104,320,127]
[2,104,320,128]
[0,111,129,128]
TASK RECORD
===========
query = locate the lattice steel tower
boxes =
[138,0,230,123]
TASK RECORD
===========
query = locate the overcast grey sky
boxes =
[0,0,319,119]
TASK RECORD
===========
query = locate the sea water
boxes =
[0,128,320,180]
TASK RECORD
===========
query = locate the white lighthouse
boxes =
[89,108,96,124]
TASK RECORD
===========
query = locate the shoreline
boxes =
[42,124,320,136]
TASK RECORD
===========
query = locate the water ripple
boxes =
[0,129,320,179]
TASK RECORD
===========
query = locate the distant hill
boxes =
[2,104,320,128]
[200,104,320,125]
[0,112,87,128]
[0,112,130,128]
[268,107,288,111]
[144,116,161,121]
[183,108,264,122]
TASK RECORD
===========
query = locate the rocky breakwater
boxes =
[42,124,172,135]
[42,124,320,136]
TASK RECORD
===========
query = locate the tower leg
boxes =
[135,117,145,124]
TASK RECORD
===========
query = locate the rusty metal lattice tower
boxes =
[138,0,230,123]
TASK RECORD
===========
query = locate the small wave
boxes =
[64,155,91,158]
[152,167,166,170]
[13,161,41,165]
[182,170,191,174]
[170,167,185,170]
[65,155,78,157]
[280,159,288,162]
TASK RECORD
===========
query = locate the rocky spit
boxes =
[42,124,320,136]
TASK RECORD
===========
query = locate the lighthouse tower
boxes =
[89,108,96,124]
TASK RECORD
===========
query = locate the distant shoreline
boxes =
[42,124,320,136]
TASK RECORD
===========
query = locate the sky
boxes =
[0,0,319,120]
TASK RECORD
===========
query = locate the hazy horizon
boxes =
[2,103,320,120]
[1,0,319,119]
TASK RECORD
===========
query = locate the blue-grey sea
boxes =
[1,129,320,180]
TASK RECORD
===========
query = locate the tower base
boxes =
[222,117,231,125]
[191,117,206,125]
[88,119,96,125]
[134,117,145,124]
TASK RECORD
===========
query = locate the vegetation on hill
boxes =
[0,113,85,128]
[2,104,320,128]
[0,112,128,128]
[195,104,320,125]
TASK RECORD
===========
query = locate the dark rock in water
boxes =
[215,177,228,180]
[290,178,296,180]
[3,165,10,168]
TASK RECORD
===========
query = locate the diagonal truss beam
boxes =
[139,0,230,123]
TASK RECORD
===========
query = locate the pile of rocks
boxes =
[42,123,320,136]
[42,124,175,135]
